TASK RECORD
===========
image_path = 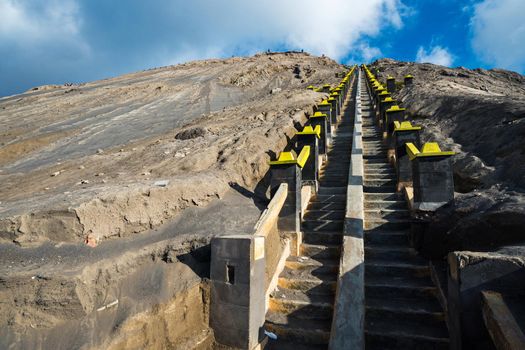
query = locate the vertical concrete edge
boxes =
[329,69,365,350]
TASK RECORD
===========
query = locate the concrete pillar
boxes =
[386,76,396,93]
[404,74,414,86]
[296,126,320,186]
[406,142,455,211]
[379,97,396,130]
[385,105,407,134]
[270,153,303,232]
[392,122,422,190]
[328,97,339,125]
[374,87,387,108]
[318,101,332,140]
[309,112,328,155]
[210,234,266,350]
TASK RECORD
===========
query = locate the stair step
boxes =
[365,245,422,261]
[364,179,397,187]
[270,288,333,316]
[312,194,346,203]
[365,331,449,350]
[304,210,345,221]
[364,200,406,210]
[317,187,347,195]
[301,243,340,259]
[364,209,410,220]
[308,201,346,211]
[364,230,408,246]
[303,230,343,245]
[364,218,411,230]
[364,174,395,180]
[265,311,330,345]
[303,219,344,232]
[364,192,403,201]
[366,308,448,341]
[365,260,430,279]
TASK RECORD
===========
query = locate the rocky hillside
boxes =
[371,59,525,257]
[0,52,344,246]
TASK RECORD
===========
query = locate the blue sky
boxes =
[1,0,524,97]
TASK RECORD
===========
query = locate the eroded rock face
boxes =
[371,59,525,258]
[413,188,525,259]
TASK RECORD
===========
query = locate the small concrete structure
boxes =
[404,74,414,86]
[392,121,422,190]
[318,100,333,139]
[385,105,407,134]
[448,251,525,350]
[310,112,329,154]
[386,76,396,93]
[379,97,396,129]
[296,126,320,186]
[210,234,266,349]
[406,142,455,211]
[328,97,339,126]
[269,147,310,232]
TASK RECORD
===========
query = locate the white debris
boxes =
[80,179,90,184]
[95,173,104,177]
[51,171,61,177]
[96,299,119,312]
[154,180,169,187]
[270,88,282,94]
[174,152,186,158]
[96,149,104,154]
[78,165,85,169]
[142,172,151,176]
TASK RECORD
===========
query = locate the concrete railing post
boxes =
[379,97,396,131]
[406,142,455,211]
[404,74,414,86]
[309,112,329,156]
[328,96,339,124]
[269,147,311,232]
[392,121,422,191]
[210,234,266,350]
[318,100,333,141]
[386,76,396,93]
[385,105,407,135]
[296,126,320,186]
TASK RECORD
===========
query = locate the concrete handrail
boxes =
[330,68,365,350]
[253,183,291,312]
[254,183,288,238]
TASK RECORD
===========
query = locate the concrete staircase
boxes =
[359,77,450,349]
[264,93,355,349]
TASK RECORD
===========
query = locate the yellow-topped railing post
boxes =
[386,76,396,93]
[269,147,311,233]
[318,100,333,140]
[296,126,320,186]
[310,112,329,155]
[392,121,423,190]
[385,105,407,134]
[379,96,396,129]
[404,74,414,86]
[405,142,456,211]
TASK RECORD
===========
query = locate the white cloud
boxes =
[416,46,454,66]
[158,0,409,63]
[0,0,411,96]
[470,0,525,72]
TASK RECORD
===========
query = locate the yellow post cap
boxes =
[296,125,321,138]
[312,111,328,118]
[296,146,311,168]
[381,97,395,103]
[393,121,422,133]
[387,76,395,80]
[269,146,311,168]
[327,97,337,101]
[386,105,406,113]
[319,100,331,106]
[307,85,314,90]
[406,142,455,160]
[379,91,390,96]
[323,84,331,88]
[405,74,414,79]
